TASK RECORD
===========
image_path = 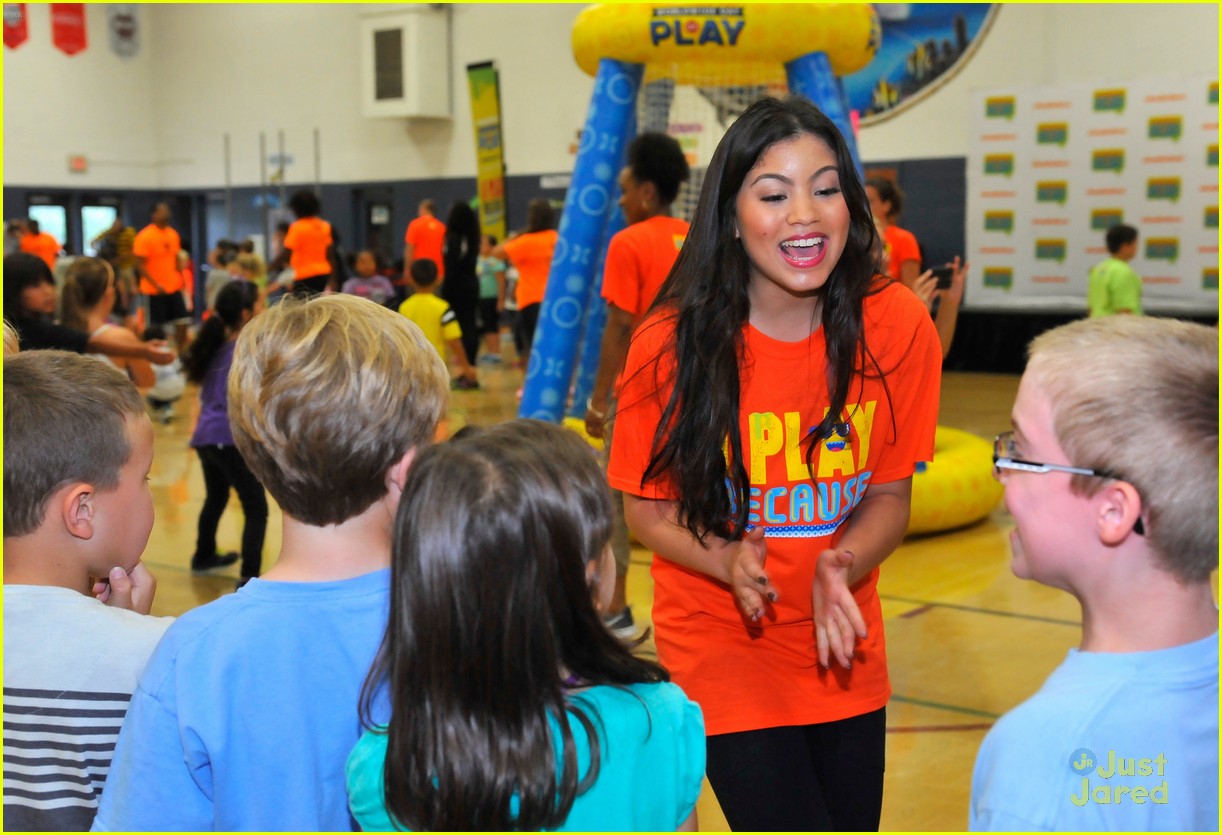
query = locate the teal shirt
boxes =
[346,682,705,831]
[1088,257,1143,316]
[478,255,506,300]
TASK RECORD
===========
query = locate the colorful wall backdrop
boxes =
[966,77,1218,314]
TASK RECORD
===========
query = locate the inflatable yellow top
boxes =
[572,3,880,86]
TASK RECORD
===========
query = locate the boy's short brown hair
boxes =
[3,351,145,537]
[1026,316,1217,583]
[228,294,449,526]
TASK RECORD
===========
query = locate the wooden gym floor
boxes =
[139,358,1216,832]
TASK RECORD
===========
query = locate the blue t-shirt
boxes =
[970,631,1219,831]
[92,569,391,832]
[346,681,705,831]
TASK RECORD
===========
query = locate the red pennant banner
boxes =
[3,4,28,50]
[50,3,86,56]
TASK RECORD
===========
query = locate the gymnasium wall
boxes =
[5,4,1217,190]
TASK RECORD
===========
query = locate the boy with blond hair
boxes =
[4,351,172,830]
[971,316,1217,831]
[93,295,449,830]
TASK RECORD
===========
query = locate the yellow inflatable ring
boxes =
[571,3,880,86]
[563,416,605,452]
[908,426,1004,535]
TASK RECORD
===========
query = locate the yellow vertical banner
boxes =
[466,61,507,242]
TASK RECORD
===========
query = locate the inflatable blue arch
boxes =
[518,3,881,422]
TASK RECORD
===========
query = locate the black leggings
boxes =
[194,445,268,579]
[705,708,886,832]
[515,303,541,359]
[292,273,331,297]
[451,300,479,368]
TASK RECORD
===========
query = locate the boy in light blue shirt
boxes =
[93,295,449,831]
[970,317,1217,831]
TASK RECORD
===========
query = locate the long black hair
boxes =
[182,280,258,382]
[641,95,884,542]
[442,200,481,285]
[359,419,667,831]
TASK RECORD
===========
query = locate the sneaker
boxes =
[451,376,480,391]
[191,551,240,574]
[602,606,637,639]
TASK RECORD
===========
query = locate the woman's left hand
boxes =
[812,548,868,668]
[910,269,938,311]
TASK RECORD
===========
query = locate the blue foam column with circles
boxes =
[566,206,628,419]
[519,58,643,422]
[785,51,863,179]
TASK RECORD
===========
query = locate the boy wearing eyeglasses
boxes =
[970,316,1217,831]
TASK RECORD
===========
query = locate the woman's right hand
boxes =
[724,526,777,623]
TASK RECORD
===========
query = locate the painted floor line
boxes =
[881,594,1080,627]
[889,694,1001,720]
[886,722,995,734]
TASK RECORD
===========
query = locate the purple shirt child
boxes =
[189,340,235,448]
[342,275,396,306]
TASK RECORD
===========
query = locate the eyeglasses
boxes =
[993,431,1145,535]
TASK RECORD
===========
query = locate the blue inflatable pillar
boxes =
[519,58,643,421]
[785,51,862,178]
[566,207,627,419]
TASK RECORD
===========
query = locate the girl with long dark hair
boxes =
[182,280,268,584]
[348,420,705,831]
[607,96,942,831]
[441,201,482,368]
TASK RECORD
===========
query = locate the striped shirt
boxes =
[2,585,171,831]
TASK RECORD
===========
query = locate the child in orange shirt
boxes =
[608,97,942,831]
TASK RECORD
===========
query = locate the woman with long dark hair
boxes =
[348,420,705,831]
[608,96,943,831]
[441,201,482,368]
[182,281,268,584]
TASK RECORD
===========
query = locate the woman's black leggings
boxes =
[704,708,886,832]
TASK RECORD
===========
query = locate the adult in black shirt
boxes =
[4,253,176,363]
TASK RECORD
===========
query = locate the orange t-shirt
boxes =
[607,281,941,736]
[284,217,334,281]
[405,215,446,280]
[20,232,60,270]
[133,224,183,294]
[883,224,921,283]
[503,229,558,309]
[601,215,689,323]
